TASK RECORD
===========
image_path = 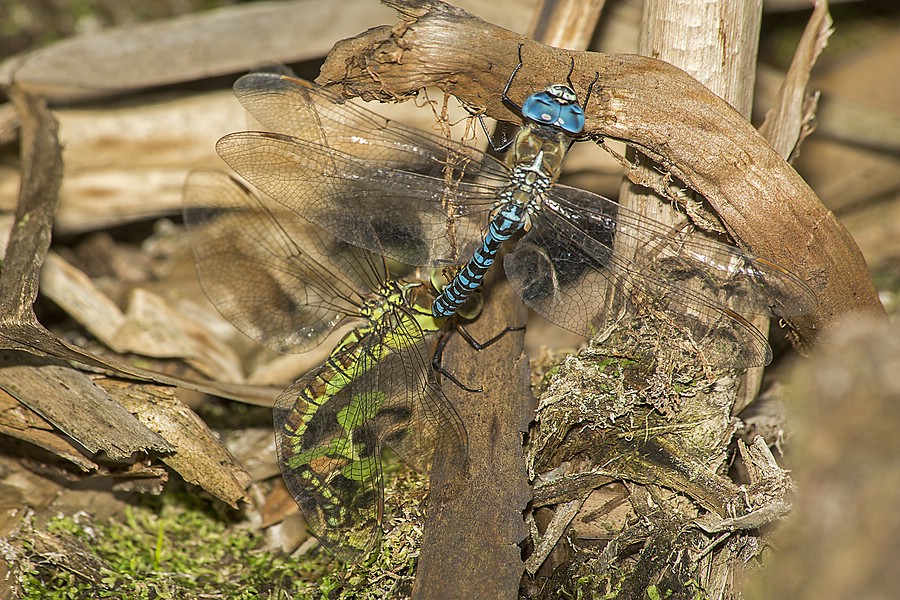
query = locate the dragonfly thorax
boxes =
[361,280,419,320]
[360,279,442,343]
[500,121,570,213]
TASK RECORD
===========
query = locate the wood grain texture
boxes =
[413,1,603,595]
[625,0,765,414]
[413,273,531,599]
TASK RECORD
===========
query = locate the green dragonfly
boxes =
[183,169,467,561]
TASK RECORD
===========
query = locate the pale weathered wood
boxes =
[758,1,831,159]
[639,0,761,118]
[0,0,397,102]
[39,252,127,349]
[527,0,607,50]
[0,388,100,472]
[103,379,252,508]
[0,0,537,104]
[625,0,767,416]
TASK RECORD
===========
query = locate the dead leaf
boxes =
[113,288,244,383]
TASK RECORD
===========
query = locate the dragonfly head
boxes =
[521,84,585,135]
[397,280,433,312]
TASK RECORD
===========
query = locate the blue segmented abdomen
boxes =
[432,203,527,318]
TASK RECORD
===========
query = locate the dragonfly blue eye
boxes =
[521,89,585,134]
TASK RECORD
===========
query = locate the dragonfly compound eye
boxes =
[521,90,585,134]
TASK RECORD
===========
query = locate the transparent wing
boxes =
[273,320,466,561]
[369,312,467,474]
[273,344,385,562]
[232,72,512,184]
[216,130,499,267]
[505,185,817,368]
[183,169,373,354]
[217,72,513,266]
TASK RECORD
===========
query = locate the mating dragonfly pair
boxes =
[184,52,815,561]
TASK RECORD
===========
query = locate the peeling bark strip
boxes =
[0,87,62,332]
[412,270,531,600]
[318,0,886,349]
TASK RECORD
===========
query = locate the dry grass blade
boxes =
[758,0,833,159]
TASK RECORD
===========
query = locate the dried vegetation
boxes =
[0,0,898,598]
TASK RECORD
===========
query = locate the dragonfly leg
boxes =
[455,322,525,351]
[459,86,515,152]
[477,113,516,154]
[432,329,483,393]
[501,43,525,114]
[431,323,526,393]
[588,131,606,145]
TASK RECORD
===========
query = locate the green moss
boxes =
[314,467,429,598]
[646,585,670,600]
[561,566,625,599]
[17,489,331,599]
[13,461,432,599]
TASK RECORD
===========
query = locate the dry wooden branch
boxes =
[318,0,886,351]
[0,86,62,347]
[414,1,602,595]
[414,270,531,599]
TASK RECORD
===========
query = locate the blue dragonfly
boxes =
[215,57,816,369]
[430,58,594,319]
[183,169,468,560]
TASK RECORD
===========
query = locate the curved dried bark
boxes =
[317,0,885,350]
